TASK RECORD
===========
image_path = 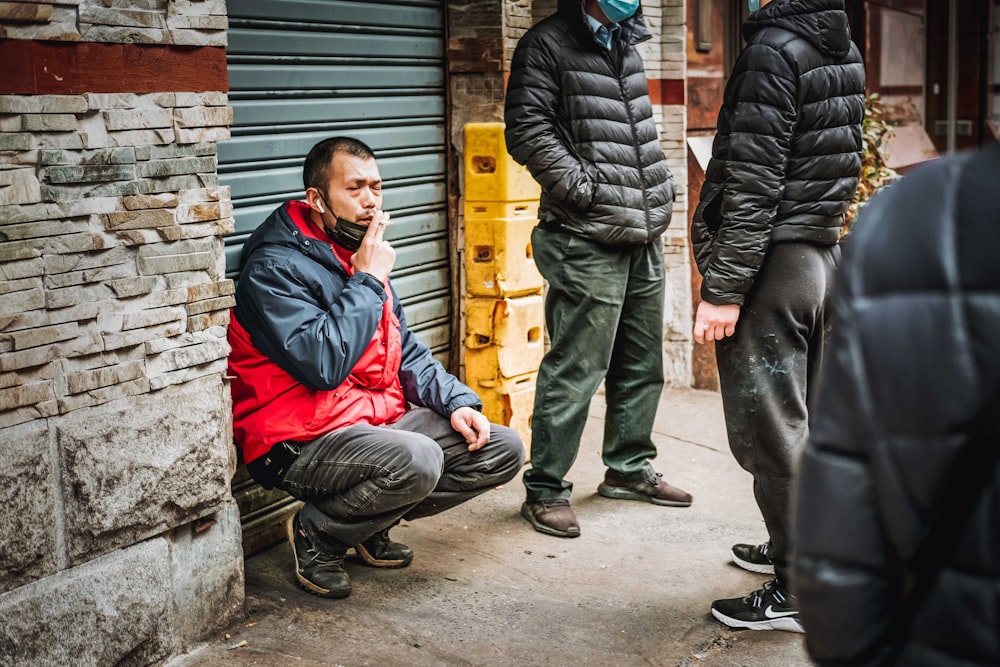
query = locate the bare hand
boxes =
[694,301,741,344]
[450,406,490,451]
[351,210,395,282]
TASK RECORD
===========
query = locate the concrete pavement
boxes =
[169,387,814,667]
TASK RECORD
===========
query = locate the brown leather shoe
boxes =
[520,499,581,538]
[597,469,693,507]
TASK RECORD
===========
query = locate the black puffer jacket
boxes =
[793,143,1000,666]
[693,0,865,305]
[504,0,674,246]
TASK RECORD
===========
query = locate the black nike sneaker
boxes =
[710,579,804,633]
[731,541,775,574]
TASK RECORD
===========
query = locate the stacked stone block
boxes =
[0,0,228,46]
[0,0,240,660]
[0,90,240,665]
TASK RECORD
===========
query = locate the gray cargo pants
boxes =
[280,407,524,555]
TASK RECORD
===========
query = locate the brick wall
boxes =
[0,2,243,665]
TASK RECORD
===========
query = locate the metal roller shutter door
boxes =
[219,0,448,554]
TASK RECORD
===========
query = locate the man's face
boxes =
[322,152,383,224]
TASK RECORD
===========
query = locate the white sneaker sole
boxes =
[711,607,804,633]
[731,549,775,575]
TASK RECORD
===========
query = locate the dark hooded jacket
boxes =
[793,143,1000,666]
[504,0,674,246]
[693,0,865,305]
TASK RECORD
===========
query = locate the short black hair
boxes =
[302,137,376,192]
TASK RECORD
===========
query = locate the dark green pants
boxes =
[524,226,665,501]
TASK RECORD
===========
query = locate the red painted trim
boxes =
[0,40,228,95]
[648,78,685,106]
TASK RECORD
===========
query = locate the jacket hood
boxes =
[242,201,298,256]
[745,0,853,59]
[557,0,652,46]
[239,201,344,276]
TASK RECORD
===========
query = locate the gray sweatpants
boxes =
[280,407,524,555]
[714,241,840,587]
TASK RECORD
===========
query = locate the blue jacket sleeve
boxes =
[237,251,387,392]
[392,285,483,417]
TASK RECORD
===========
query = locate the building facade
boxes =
[0,1,690,664]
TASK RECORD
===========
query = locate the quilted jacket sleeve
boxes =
[793,145,1000,665]
[237,251,387,392]
[504,29,597,213]
[393,285,483,417]
[701,42,798,305]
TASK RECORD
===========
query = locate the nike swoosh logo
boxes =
[764,605,799,619]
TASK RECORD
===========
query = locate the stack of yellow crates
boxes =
[463,122,543,459]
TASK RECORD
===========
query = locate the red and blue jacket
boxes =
[228,200,482,464]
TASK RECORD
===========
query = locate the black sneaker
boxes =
[354,529,414,568]
[731,541,775,574]
[710,579,804,633]
[286,512,351,598]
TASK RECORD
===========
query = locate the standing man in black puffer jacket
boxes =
[691,0,864,631]
[505,0,693,539]
[794,143,1000,666]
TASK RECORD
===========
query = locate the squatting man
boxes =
[227,136,525,598]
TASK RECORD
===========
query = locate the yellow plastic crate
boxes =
[464,200,539,220]
[464,122,541,202]
[474,372,535,460]
[464,207,543,298]
[465,295,544,381]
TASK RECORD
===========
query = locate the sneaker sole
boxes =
[286,515,351,599]
[710,607,804,633]
[353,543,413,569]
[731,550,775,575]
[520,503,581,538]
[597,483,693,507]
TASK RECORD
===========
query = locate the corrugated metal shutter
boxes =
[219,0,448,554]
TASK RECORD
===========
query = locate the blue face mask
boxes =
[748,0,761,11]
[597,0,640,23]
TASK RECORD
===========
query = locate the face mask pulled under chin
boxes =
[326,217,368,252]
[315,191,369,251]
[597,0,640,23]
[748,0,761,11]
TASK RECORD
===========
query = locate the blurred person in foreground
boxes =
[793,142,1000,665]
[504,0,692,540]
[691,0,865,632]
[227,136,524,599]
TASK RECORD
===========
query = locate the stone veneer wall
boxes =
[450,0,691,387]
[0,1,243,665]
